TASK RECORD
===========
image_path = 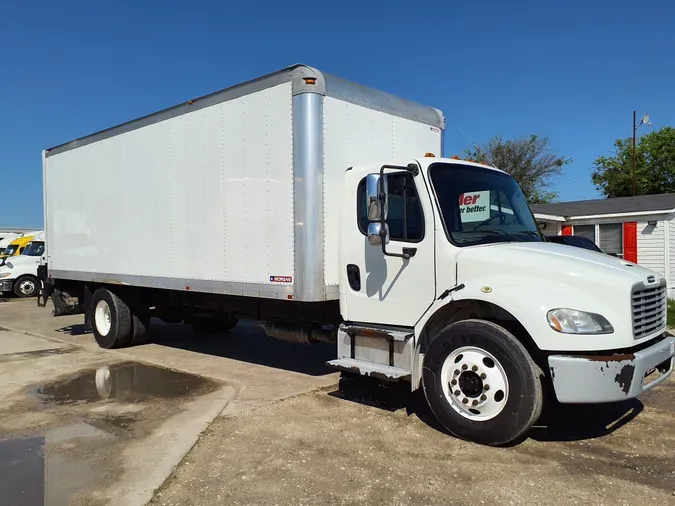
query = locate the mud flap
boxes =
[36,264,52,308]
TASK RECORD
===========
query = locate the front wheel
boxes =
[14,275,38,298]
[422,319,543,446]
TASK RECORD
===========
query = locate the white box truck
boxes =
[39,64,674,446]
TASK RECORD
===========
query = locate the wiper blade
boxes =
[517,230,542,239]
[478,229,522,242]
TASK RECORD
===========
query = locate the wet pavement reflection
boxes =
[30,362,220,405]
[0,436,45,506]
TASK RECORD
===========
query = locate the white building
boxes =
[532,194,675,298]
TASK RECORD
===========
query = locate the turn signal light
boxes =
[424,152,435,157]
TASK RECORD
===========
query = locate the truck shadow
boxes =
[56,324,91,336]
[150,320,335,376]
[527,399,643,443]
[328,375,644,444]
[57,319,335,376]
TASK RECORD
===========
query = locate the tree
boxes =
[591,127,675,197]
[463,134,570,204]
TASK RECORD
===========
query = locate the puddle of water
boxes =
[30,362,219,405]
[0,436,45,506]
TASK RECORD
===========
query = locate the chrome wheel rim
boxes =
[19,280,35,295]
[440,346,509,421]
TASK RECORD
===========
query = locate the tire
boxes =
[90,288,133,349]
[13,275,38,298]
[189,315,238,335]
[130,313,151,346]
[422,319,543,446]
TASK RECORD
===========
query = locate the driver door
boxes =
[340,168,436,327]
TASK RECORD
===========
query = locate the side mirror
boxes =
[366,173,388,221]
[367,223,389,246]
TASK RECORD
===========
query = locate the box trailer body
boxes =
[40,65,674,447]
[43,65,443,303]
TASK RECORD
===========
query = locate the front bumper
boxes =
[548,334,675,403]
[0,280,14,292]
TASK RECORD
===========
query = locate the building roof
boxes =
[531,193,675,219]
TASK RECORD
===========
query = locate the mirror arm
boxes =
[377,163,420,261]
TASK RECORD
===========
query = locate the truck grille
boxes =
[632,283,667,339]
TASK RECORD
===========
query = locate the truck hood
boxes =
[452,240,665,351]
[2,254,40,267]
[457,241,658,287]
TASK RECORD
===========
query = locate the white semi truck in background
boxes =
[38,64,674,446]
[0,231,45,297]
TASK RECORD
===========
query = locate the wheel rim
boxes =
[440,346,509,421]
[19,280,35,295]
[95,300,112,337]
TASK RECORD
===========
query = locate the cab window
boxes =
[358,172,424,242]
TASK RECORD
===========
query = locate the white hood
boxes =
[453,241,665,352]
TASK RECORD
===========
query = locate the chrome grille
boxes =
[632,283,667,339]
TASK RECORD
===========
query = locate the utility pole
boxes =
[632,111,651,196]
[632,110,637,196]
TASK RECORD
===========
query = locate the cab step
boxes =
[327,358,411,381]
[340,323,414,342]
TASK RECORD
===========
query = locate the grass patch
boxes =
[668,300,675,328]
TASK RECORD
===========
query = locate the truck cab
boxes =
[0,233,21,257]
[0,232,44,297]
[0,234,36,262]
[333,156,674,444]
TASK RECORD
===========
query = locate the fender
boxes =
[412,291,532,389]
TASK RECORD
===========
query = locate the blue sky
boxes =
[1,0,673,227]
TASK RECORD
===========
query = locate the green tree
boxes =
[591,126,675,197]
[463,134,570,204]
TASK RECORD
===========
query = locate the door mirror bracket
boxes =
[365,164,419,260]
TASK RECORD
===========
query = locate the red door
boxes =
[623,222,637,263]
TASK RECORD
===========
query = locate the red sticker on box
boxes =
[270,276,292,283]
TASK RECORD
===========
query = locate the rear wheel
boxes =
[130,312,151,345]
[422,319,543,446]
[91,288,133,349]
[14,275,38,298]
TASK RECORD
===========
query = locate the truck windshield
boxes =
[429,163,543,246]
[23,241,45,257]
[3,245,18,256]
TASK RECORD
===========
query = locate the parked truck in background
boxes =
[38,64,675,446]
[0,233,22,257]
[0,231,45,297]
[0,232,39,262]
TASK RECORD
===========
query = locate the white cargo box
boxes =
[43,65,444,302]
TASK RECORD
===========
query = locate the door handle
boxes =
[347,264,361,291]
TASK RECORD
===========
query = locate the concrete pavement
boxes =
[0,299,340,505]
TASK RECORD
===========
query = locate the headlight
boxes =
[547,308,613,334]
[0,272,12,278]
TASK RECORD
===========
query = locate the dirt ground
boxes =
[151,375,675,505]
